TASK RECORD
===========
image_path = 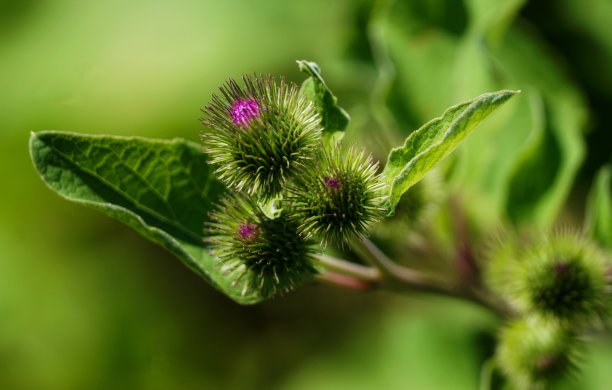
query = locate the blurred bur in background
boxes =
[2,0,612,389]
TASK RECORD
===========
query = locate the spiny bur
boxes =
[517,232,609,324]
[289,144,386,246]
[485,231,610,325]
[206,194,317,299]
[496,317,582,390]
[201,75,322,200]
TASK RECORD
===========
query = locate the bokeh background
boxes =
[2,0,612,389]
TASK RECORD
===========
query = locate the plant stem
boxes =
[349,237,514,318]
[314,253,381,281]
[351,237,451,294]
[316,271,378,291]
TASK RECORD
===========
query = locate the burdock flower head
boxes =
[496,317,582,389]
[206,194,318,299]
[201,75,322,200]
[518,232,609,323]
[289,143,386,246]
[487,230,610,324]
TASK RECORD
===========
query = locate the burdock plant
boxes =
[29,59,612,389]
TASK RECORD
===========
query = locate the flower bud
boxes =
[201,75,322,200]
[518,232,609,323]
[289,144,386,246]
[486,231,610,323]
[206,194,317,298]
[496,318,581,389]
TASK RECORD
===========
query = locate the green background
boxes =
[2,0,612,388]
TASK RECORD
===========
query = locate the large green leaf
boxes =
[29,131,267,304]
[585,165,612,249]
[297,60,350,141]
[382,90,517,214]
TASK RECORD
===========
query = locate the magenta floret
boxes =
[231,98,260,126]
[238,223,259,240]
[324,177,341,190]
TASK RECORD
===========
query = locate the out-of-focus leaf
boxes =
[463,0,527,46]
[29,131,268,304]
[500,30,586,227]
[585,165,612,249]
[383,90,517,214]
[297,60,350,141]
[382,17,458,126]
[557,0,612,94]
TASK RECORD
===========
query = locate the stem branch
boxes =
[314,253,381,281]
[316,271,378,291]
[349,237,513,318]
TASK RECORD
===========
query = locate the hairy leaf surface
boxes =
[29,131,268,304]
[383,90,518,214]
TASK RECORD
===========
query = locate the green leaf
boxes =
[383,90,518,214]
[297,60,350,141]
[500,30,586,228]
[585,165,612,249]
[375,0,586,228]
[29,131,267,304]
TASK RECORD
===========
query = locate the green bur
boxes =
[201,75,322,200]
[519,233,609,323]
[485,231,609,324]
[207,195,317,299]
[496,318,581,389]
[289,144,386,246]
[528,257,601,320]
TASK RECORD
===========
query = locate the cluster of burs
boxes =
[200,75,612,389]
[485,230,611,388]
[200,76,385,299]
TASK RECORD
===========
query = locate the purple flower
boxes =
[231,98,260,126]
[324,177,341,190]
[238,223,258,240]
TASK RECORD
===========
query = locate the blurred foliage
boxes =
[2,0,612,389]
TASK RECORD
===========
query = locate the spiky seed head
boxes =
[496,318,582,390]
[483,230,610,324]
[201,75,322,200]
[206,194,317,299]
[516,231,609,323]
[289,144,386,246]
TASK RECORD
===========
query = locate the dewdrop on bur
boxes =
[201,75,323,200]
